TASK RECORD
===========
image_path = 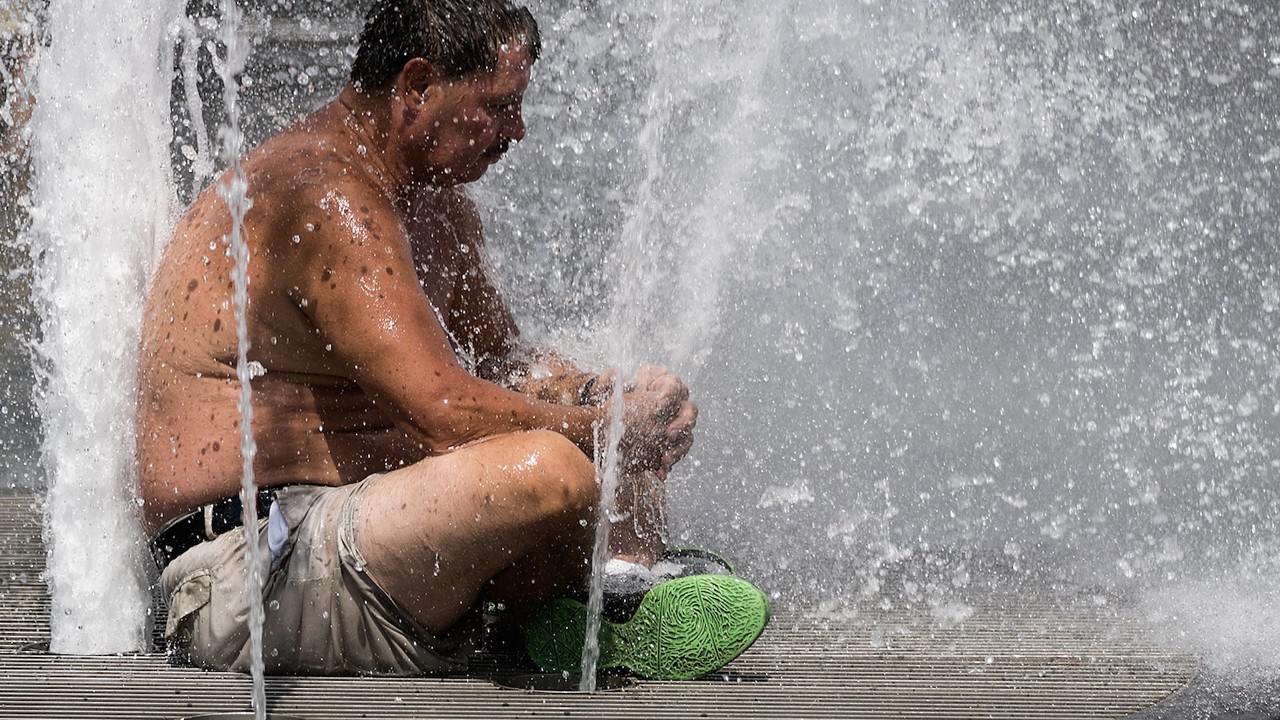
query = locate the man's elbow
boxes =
[407,403,489,455]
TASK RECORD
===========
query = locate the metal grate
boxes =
[0,492,1196,719]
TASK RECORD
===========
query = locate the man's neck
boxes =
[335,84,414,198]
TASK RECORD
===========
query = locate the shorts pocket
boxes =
[164,570,212,644]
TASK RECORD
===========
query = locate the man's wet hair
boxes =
[350,0,541,92]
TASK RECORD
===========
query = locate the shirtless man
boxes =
[137,0,767,679]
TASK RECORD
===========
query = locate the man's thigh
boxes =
[356,429,597,632]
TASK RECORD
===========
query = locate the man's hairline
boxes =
[352,36,539,96]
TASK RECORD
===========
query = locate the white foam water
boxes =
[29,0,180,655]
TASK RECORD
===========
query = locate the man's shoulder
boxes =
[248,131,373,200]
[243,106,375,194]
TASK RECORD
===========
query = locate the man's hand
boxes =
[616,365,698,478]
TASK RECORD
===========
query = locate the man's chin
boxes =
[421,165,487,187]
[460,165,492,183]
[461,157,503,183]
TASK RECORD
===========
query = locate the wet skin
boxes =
[136,43,695,629]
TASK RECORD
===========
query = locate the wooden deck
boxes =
[0,492,1198,719]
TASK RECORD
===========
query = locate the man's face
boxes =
[406,42,532,186]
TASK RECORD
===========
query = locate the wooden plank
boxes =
[0,492,1195,719]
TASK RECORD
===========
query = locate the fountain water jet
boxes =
[27,0,181,655]
[210,0,269,715]
[573,0,684,688]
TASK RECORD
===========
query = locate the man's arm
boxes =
[439,220,696,475]
[288,179,609,455]
[425,188,698,474]
[429,188,607,406]
[479,347,610,406]
[378,184,693,473]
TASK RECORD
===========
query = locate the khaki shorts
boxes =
[160,477,477,675]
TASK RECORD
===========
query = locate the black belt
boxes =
[149,488,275,570]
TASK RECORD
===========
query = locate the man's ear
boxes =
[397,57,442,105]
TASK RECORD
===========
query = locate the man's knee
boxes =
[515,429,597,521]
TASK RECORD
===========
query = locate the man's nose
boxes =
[503,111,525,142]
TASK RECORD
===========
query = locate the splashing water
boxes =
[484,0,1280,692]
[8,0,1279,709]
[574,0,686,689]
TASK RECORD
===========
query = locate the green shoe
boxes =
[522,574,770,681]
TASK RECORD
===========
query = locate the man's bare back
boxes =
[139,101,510,532]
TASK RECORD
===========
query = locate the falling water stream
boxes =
[574,0,687,687]
[213,0,269,716]
[577,381,625,690]
[27,0,177,655]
